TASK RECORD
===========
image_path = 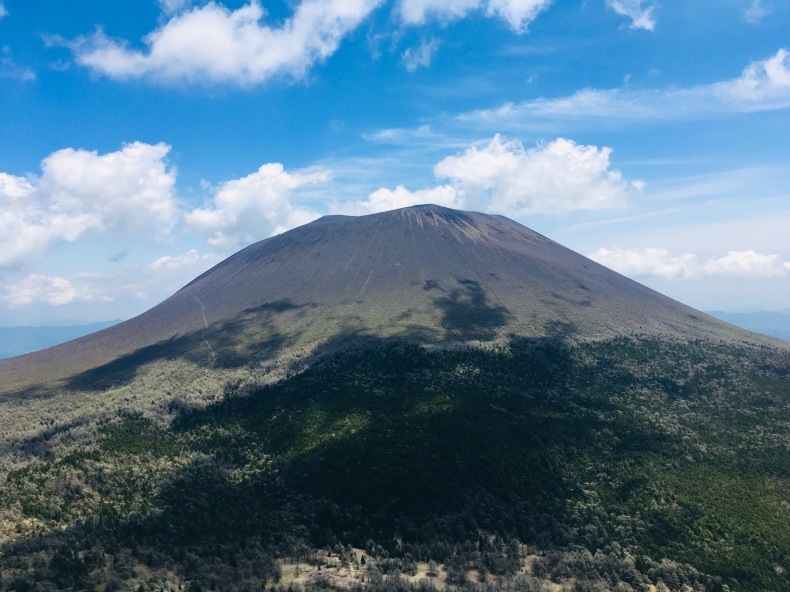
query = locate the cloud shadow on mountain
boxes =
[431,278,510,341]
[63,300,312,392]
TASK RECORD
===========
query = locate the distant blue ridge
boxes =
[706,310,790,342]
[0,321,120,358]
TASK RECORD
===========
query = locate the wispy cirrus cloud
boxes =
[398,0,553,32]
[158,0,193,16]
[402,38,440,72]
[605,0,657,31]
[1,47,35,81]
[149,249,221,272]
[65,0,382,86]
[460,48,790,126]
[744,0,767,24]
[398,0,479,25]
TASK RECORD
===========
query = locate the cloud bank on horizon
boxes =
[1,0,789,320]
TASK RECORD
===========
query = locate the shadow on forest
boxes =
[63,300,313,392]
[2,335,788,590]
[429,278,510,341]
[123,335,646,544]
[5,335,645,575]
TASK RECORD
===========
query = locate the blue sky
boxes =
[1,0,789,325]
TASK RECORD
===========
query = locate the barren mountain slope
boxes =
[0,205,770,397]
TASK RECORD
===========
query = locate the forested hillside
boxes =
[1,335,787,591]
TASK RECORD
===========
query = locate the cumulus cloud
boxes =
[398,0,552,32]
[3,275,108,308]
[186,163,330,251]
[343,135,638,217]
[719,48,790,105]
[460,49,790,125]
[605,0,656,31]
[703,250,790,278]
[590,247,790,279]
[0,143,178,269]
[68,0,382,86]
[0,172,35,198]
[342,184,460,214]
[433,135,641,216]
[589,247,697,279]
[39,142,178,237]
[402,38,440,72]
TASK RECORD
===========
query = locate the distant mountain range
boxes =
[0,320,119,358]
[706,310,790,341]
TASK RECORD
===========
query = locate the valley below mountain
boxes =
[0,206,787,592]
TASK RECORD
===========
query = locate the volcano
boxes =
[0,205,761,395]
[1,206,788,592]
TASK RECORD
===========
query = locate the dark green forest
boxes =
[1,336,788,591]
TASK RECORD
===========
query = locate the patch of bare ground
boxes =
[277,548,572,591]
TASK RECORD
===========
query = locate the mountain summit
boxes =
[0,205,757,393]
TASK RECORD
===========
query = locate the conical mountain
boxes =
[0,205,771,394]
[2,206,789,592]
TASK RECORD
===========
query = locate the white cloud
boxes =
[0,175,51,267]
[0,172,35,198]
[402,38,440,72]
[460,49,790,125]
[398,0,552,32]
[744,0,767,24]
[69,0,382,86]
[364,124,438,144]
[433,135,641,216]
[149,249,220,272]
[486,0,553,32]
[343,184,460,214]
[606,0,656,31]
[589,247,697,279]
[0,3,6,19]
[398,0,480,25]
[0,142,178,269]
[1,47,36,81]
[39,142,178,237]
[719,48,790,106]
[341,135,638,217]
[590,247,790,279]
[4,275,108,308]
[159,0,192,16]
[703,250,790,278]
[186,163,330,251]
